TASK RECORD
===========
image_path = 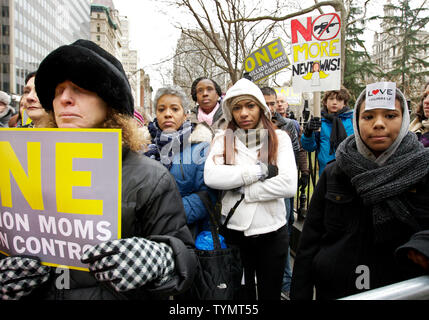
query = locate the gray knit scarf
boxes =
[336,132,429,244]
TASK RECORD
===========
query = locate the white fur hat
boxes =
[0,91,11,106]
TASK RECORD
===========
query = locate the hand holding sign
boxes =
[81,237,175,292]
[0,256,50,300]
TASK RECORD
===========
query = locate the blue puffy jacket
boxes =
[301,110,354,176]
[145,122,216,236]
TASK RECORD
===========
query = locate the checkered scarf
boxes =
[145,120,194,169]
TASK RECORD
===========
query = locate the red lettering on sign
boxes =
[291,17,312,44]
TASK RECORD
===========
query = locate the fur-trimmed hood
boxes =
[142,121,213,145]
[222,78,271,123]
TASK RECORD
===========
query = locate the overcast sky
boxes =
[112,0,427,93]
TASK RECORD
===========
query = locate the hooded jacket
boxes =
[204,79,298,236]
[291,87,429,300]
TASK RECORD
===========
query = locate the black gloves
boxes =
[304,116,321,137]
[257,162,279,181]
[267,164,279,180]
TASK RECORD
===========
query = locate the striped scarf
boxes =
[145,120,194,169]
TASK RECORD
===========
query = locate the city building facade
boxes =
[173,29,228,99]
[90,0,152,115]
[371,0,429,105]
[0,0,91,99]
[90,0,122,57]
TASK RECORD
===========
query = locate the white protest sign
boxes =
[291,12,342,93]
[0,129,122,271]
[274,87,303,106]
[365,82,397,111]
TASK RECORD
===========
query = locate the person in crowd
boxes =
[20,71,49,128]
[0,90,15,127]
[275,92,310,185]
[204,78,297,300]
[291,83,429,300]
[277,92,301,133]
[261,87,306,300]
[8,95,26,127]
[144,85,215,237]
[276,92,310,190]
[409,81,429,147]
[133,109,146,127]
[0,39,197,300]
[276,93,289,119]
[188,77,227,131]
[301,87,354,176]
[261,87,300,158]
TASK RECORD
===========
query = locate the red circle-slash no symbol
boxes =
[312,13,341,41]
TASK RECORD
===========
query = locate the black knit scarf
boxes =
[336,132,429,244]
[322,107,350,155]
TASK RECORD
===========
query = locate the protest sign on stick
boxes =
[244,38,291,82]
[291,12,342,94]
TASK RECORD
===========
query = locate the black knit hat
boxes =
[35,39,134,116]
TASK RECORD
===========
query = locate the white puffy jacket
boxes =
[204,78,297,236]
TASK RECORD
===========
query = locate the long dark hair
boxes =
[221,111,278,165]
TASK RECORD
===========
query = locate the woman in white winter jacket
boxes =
[204,78,297,300]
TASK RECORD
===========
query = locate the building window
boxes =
[97,24,100,32]
[2,44,9,55]
[2,63,9,74]
[2,5,9,17]
[97,35,101,42]
[2,25,9,36]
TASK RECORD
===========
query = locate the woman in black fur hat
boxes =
[0,40,197,300]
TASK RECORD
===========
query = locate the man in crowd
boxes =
[261,86,309,300]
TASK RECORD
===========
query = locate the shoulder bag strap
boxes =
[196,191,245,249]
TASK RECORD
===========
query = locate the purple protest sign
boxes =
[0,129,122,271]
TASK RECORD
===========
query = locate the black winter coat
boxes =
[17,148,197,300]
[290,161,429,300]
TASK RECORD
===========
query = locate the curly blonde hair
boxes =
[45,109,149,153]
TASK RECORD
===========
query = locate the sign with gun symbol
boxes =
[312,13,341,41]
[314,22,339,35]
